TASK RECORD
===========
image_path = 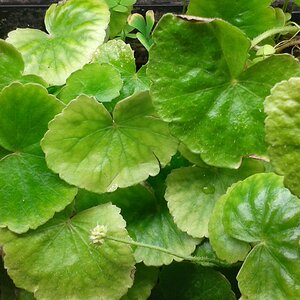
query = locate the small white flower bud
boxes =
[90,225,108,245]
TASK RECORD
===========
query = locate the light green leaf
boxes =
[121,264,158,300]
[0,83,77,233]
[75,184,199,266]
[7,0,110,85]
[0,39,46,91]
[93,40,150,102]
[209,195,251,263]
[178,143,206,167]
[0,204,135,300]
[187,0,283,38]
[158,262,236,300]
[58,63,123,104]
[105,0,136,38]
[148,14,300,168]
[42,92,178,194]
[265,77,300,197]
[165,159,265,238]
[223,173,300,299]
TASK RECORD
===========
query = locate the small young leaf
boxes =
[265,77,300,197]
[7,0,110,85]
[58,63,123,104]
[121,264,158,300]
[0,204,135,300]
[165,159,265,238]
[113,4,128,13]
[93,40,150,102]
[187,0,283,38]
[223,173,300,299]
[158,262,236,300]
[0,39,46,91]
[148,14,300,168]
[128,14,147,36]
[42,92,178,194]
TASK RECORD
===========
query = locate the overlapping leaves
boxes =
[165,159,264,238]
[209,173,300,299]
[0,83,77,233]
[75,183,199,266]
[0,203,135,300]
[148,14,300,168]
[0,40,46,91]
[187,0,284,38]
[42,92,177,194]
[7,0,110,85]
[265,77,300,197]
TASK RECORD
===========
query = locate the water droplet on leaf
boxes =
[202,185,215,194]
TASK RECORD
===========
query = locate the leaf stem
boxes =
[106,235,228,267]
[251,26,300,49]
[275,39,300,53]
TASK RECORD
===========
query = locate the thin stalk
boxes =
[251,26,300,49]
[275,39,300,52]
[106,235,228,267]
[182,0,188,14]
[283,0,289,12]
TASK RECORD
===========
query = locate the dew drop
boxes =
[202,185,215,194]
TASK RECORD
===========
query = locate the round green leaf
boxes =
[121,264,158,300]
[7,0,110,85]
[0,40,46,91]
[75,184,199,266]
[0,203,135,300]
[148,14,300,168]
[265,77,300,197]
[187,0,283,39]
[93,40,150,103]
[0,83,63,155]
[223,173,300,299]
[58,63,123,104]
[158,262,236,300]
[0,154,77,233]
[0,83,76,233]
[42,92,178,193]
[165,159,265,238]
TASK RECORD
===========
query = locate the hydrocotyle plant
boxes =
[0,0,300,299]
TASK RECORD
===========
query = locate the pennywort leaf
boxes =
[58,63,123,104]
[148,14,300,168]
[42,92,178,194]
[0,203,135,300]
[7,0,110,85]
[187,0,284,39]
[216,173,300,299]
[265,77,300,197]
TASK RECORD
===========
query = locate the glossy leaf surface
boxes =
[0,83,77,233]
[58,63,123,104]
[158,262,236,300]
[42,92,178,194]
[75,184,198,266]
[0,204,135,300]
[93,40,150,103]
[0,39,46,90]
[265,77,300,197]
[121,264,158,300]
[148,15,300,168]
[7,0,109,85]
[165,159,264,238]
[187,0,283,38]
[223,173,300,299]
